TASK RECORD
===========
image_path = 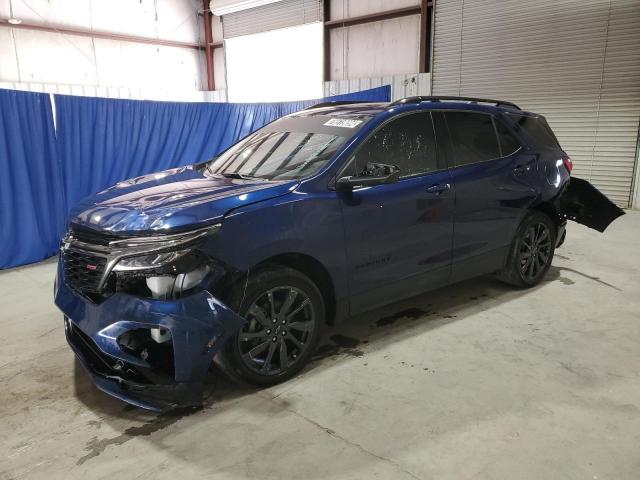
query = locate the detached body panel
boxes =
[556,177,625,232]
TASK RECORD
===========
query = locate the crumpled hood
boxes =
[69,165,297,233]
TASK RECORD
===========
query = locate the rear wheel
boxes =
[220,267,324,387]
[499,212,557,288]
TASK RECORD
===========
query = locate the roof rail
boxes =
[388,96,521,110]
[304,100,372,110]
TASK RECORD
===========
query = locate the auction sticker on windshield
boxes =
[323,119,363,128]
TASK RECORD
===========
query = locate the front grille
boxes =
[63,249,108,299]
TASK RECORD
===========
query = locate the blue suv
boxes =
[54,96,623,410]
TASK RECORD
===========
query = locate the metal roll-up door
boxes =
[432,0,640,207]
[222,0,322,39]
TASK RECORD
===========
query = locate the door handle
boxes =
[426,183,450,195]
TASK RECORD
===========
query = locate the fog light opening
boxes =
[117,328,176,382]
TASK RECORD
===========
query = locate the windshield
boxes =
[206,127,350,181]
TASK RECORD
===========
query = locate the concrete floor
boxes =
[1,212,639,480]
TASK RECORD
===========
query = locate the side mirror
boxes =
[336,163,401,192]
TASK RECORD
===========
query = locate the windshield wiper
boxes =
[219,172,263,180]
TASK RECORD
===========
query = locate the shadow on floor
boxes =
[67,267,587,469]
[73,267,564,418]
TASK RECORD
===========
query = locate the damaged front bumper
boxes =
[54,262,245,411]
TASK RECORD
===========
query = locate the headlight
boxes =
[145,265,210,299]
[113,249,190,272]
[112,249,220,300]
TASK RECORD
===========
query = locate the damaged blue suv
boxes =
[54,96,624,411]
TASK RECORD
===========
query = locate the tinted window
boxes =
[506,113,561,149]
[350,112,439,178]
[445,112,500,167]
[494,119,521,156]
[208,130,346,181]
[432,112,453,168]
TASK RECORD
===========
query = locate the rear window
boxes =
[494,119,521,156]
[507,113,561,150]
[445,112,500,167]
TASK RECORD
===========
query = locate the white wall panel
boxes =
[0,0,206,93]
[324,72,430,101]
[3,0,91,29]
[0,28,19,81]
[329,15,420,80]
[94,39,202,91]
[432,0,640,207]
[90,0,161,38]
[212,14,224,43]
[329,0,419,20]
[11,29,98,85]
[213,47,226,90]
[155,0,202,43]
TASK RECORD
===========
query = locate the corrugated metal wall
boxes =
[432,0,640,207]
[222,0,321,38]
[324,73,430,101]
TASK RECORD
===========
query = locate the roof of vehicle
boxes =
[292,96,533,119]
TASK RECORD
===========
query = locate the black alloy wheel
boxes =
[238,286,315,376]
[499,211,557,287]
[220,267,324,386]
[519,222,552,281]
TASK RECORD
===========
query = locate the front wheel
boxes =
[220,267,324,387]
[499,212,557,288]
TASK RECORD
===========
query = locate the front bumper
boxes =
[54,260,245,411]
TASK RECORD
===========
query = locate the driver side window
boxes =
[349,112,439,178]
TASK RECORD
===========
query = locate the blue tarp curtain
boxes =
[0,89,67,269]
[1,85,390,269]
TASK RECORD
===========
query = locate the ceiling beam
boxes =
[203,0,215,91]
[325,4,430,30]
[0,18,203,51]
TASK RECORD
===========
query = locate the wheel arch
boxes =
[252,253,337,325]
[531,200,564,229]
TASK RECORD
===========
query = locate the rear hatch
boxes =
[505,111,625,232]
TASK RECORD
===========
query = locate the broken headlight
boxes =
[112,249,219,300]
[112,249,190,272]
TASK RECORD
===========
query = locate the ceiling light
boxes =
[8,18,22,25]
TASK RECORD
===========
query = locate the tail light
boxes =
[562,155,573,174]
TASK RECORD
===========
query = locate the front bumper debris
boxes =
[54,260,245,411]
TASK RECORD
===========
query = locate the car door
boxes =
[338,111,454,314]
[442,110,538,282]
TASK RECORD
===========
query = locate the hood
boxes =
[69,165,297,233]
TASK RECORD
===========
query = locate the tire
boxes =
[498,211,557,288]
[220,267,324,387]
